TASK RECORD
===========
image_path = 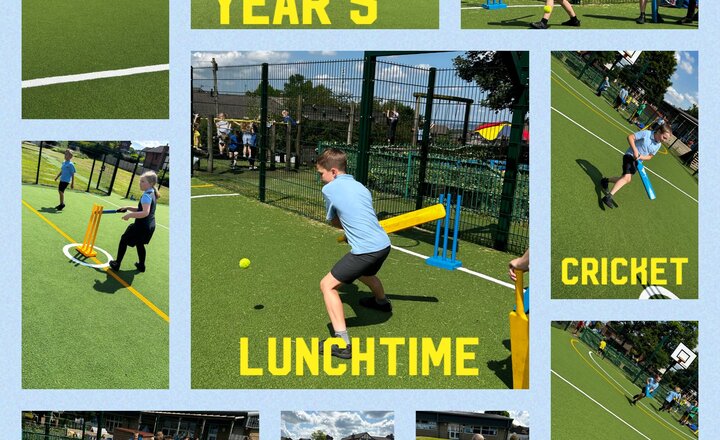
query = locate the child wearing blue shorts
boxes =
[316,148,392,359]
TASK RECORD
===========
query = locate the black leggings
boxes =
[116,236,146,266]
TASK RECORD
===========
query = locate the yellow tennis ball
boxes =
[239,258,251,269]
[544,5,553,13]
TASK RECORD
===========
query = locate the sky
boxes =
[130,140,167,151]
[190,51,464,70]
[281,411,394,439]
[665,51,698,111]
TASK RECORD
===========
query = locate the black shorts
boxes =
[331,246,391,284]
[58,181,69,192]
[621,154,638,176]
[614,97,624,107]
[121,222,155,247]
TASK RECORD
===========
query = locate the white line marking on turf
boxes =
[552,69,636,135]
[22,64,170,88]
[191,193,241,199]
[62,243,112,269]
[391,245,514,289]
[588,351,695,440]
[552,369,653,440]
[551,107,699,204]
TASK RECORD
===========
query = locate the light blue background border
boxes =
[2,1,716,439]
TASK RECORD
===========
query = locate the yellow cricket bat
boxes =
[509,268,529,389]
[337,203,446,243]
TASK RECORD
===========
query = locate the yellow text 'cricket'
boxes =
[218,0,377,25]
[561,257,689,286]
[239,337,481,376]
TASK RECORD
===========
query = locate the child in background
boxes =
[530,0,580,29]
[54,149,76,211]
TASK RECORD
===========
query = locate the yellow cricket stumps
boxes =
[509,268,529,389]
[76,204,103,258]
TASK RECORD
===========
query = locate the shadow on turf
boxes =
[583,13,682,24]
[486,15,534,28]
[486,338,513,388]
[576,159,608,211]
[325,284,439,334]
[91,268,137,294]
[38,207,60,214]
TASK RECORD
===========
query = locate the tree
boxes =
[310,430,327,440]
[619,52,677,105]
[453,51,525,111]
[686,103,698,119]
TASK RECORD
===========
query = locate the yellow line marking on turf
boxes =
[191,184,215,188]
[569,338,688,439]
[22,199,169,323]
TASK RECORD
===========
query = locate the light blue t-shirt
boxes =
[322,174,391,255]
[60,160,76,183]
[646,378,660,395]
[140,188,155,205]
[665,390,681,403]
[626,130,662,157]
[619,88,628,102]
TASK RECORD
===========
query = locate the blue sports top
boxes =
[322,174,390,255]
[626,130,663,157]
[60,160,76,183]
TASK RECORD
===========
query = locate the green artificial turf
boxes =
[22,0,168,119]
[22,72,169,119]
[22,184,170,388]
[550,58,698,299]
[191,181,525,388]
[551,327,698,439]
[192,0,439,28]
[461,1,698,30]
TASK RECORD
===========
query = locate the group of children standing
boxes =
[214,112,259,170]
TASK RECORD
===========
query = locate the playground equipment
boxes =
[76,204,103,258]
[425,193,463,270]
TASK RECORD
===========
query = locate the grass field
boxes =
[551,326,698,439]
[461,1,698,29]
[191,180,527,388]
[191,0,439,28]
[22,142,170,205]
[550,57,698,299]
[22,0,168,119]
[22,184,169,388]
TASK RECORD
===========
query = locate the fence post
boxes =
[126,161,139,199]
[415,67,436,210]
[259,63,269,203]
[294,95,302,170]
[346,103,355,145]
[495,52,529,251]
[107,156,120,196]
[96,154,108,191]
[356,53,378,185]
[35,142,43,184]
[206,115,214,172]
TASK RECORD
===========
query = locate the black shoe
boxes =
[636,14,645,24]
[359,296,392,312]
[530,21,549,29]
[600,178,609,192]
[109,260,120,271]
[135,262,146,273]
[319,338,352,359]
[561,17,581,26]
[676,17,693,24]
[602,194,615,209]
[56,204,65,211]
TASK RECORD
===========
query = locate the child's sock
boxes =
[335,330,350,345]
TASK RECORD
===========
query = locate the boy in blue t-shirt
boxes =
[53,149,76,211]
[632,374,661,405]
[601,124,672,208]
[316,148,392,359]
